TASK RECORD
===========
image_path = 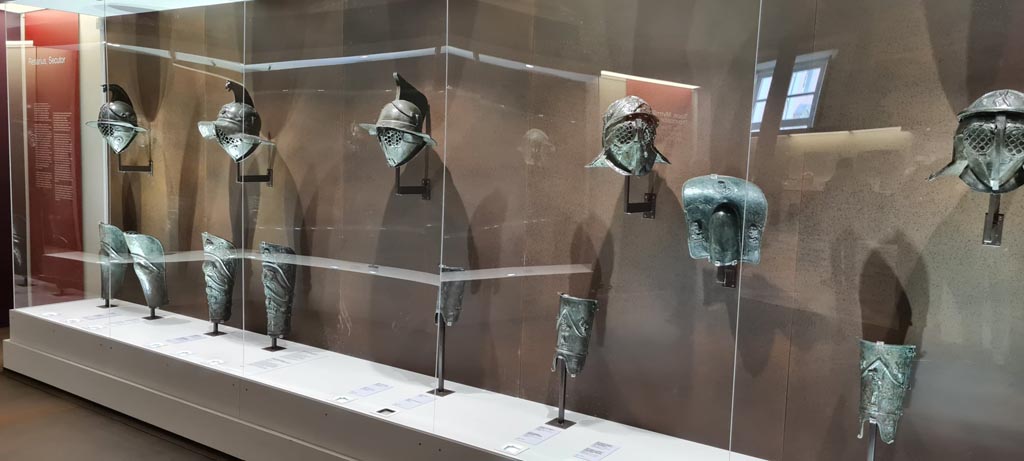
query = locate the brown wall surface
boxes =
[442,0,759,450]
[95,0,1024,460]
[102,0,762,453]
[734,0,1024,460]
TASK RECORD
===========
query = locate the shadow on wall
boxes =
[365,148,447,376]
[554,175,737,448]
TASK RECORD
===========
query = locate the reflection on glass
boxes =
[782,94,815,121]
[788,68,820,94]
[756,76,773,100]
[752,101,767,124]
[751,50,834,131]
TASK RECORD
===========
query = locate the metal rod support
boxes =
[557,359,567,423]
[545,358,575,428]
[206,322,227,337]
[263,336,285,352]
[867,422,877,461]
[143,307,161,320]
[117,154,153,174]
[429,319,453,396]
[716,265,738,288]
[437,321,446,391]
[236,162,273,185]
[982,193,1004,246]
[623,176,656,219]
[394,166,431,200]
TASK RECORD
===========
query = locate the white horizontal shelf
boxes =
[13,299,763,461]
[46,251,591,287]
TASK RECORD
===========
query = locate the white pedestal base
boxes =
[4,299,763,461]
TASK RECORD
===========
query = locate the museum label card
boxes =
[167,334,207,344]
[573,442,620,461]
[393,393,435,410]
[515,425,562,446]
[351,383,392,397]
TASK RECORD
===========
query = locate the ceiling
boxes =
[2,0,247,17]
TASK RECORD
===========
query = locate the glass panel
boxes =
[736,1,1024,460]
[6,6,101,310]
[753,100,767,124]
[757,74,773,100]
[782,94,814,120]
[442,1,761,459]
[99,0,247,412]
[239,0,447,443]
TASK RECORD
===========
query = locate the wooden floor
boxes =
[0,327,238,461]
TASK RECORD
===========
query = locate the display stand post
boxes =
[142,307,161,320]
[235,142,275,185]
[429,319,454,396]
[117,154,153,173]
[716,266,738,288]
[98,263,115,308]
[206,322,226,337]
[264,337,285,352]
[546,358,575,429]
[236,162,273,185]
[623,176,656,219]
[982,193,1003,246]
[866,422,877,461]
[394,167,431,200]
[116,133,154,173]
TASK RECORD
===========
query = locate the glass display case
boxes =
[2,1,1021,460]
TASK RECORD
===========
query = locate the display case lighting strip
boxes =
[785,126,903,137]
[599,70,700,89]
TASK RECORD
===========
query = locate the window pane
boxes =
[752,101,766,124]
[788,67,820,95]
[782,94,814,120]
[756,75,773,100]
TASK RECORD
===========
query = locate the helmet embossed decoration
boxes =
[586,95,669,176]
[930,89,1024,193]
[683,174,767,267]
[552,294,599,378]
[360,73,437,168]
[858,340,916,445]
[86,84,147,154]
[198,81,273,163]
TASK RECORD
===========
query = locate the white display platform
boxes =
[4,299,763,461]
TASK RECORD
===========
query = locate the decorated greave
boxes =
[260,242,296,339]
[98,223,130,301]
[858,340,917,444]
[202,232,236,324]
[682,174,767,266]
[552,294,599,377]
[124,232,169,309]
[437,265,467,326]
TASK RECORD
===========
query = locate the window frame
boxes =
[751,50,835,132]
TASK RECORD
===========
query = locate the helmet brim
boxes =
[958,107,1024,120]
[198,120,273,145]
[360,123,437,147]
[86,120,147,133]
